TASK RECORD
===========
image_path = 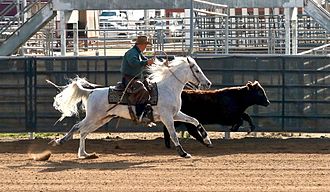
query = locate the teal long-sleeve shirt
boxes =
[120,45,148,77]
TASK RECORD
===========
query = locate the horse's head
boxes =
[147,56,211,89]
[185,56,211,89]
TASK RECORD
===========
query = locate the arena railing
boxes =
[0,55,328,133]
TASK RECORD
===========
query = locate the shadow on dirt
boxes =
[7,159,158,173]
[1,137,330,157]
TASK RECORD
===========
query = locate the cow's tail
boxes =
[49,77,93,124]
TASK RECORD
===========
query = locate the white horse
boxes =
[48,56,212,158]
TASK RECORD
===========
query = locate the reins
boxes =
[154,50,189,87]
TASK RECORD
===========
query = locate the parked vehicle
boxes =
[99,10,133,38]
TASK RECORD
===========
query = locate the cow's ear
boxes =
[246,81,253,90]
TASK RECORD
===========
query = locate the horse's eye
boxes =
[195,70,200,73]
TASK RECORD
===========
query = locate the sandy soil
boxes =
[0,132,330,192]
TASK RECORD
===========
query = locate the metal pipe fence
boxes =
[18,13,330,56]
[0,55,328,133]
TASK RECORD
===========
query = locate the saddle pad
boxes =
[108,82,158,105]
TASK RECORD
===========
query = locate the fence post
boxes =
[281,57,285,131]
[25,58,37,133]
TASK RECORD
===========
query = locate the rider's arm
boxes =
[126,51,148,67]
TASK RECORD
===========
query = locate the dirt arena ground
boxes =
[0,132,330,192]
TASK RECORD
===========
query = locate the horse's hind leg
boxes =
[186,123,205,145]
[78,116,114,159]
[49,123,80,146]
[163,125,171,149]
[174,111,213,147]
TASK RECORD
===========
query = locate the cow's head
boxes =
[246,81,270,107]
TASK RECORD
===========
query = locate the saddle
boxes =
[108,81,158,106]
[108,80,158,126]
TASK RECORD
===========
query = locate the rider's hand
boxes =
[147,58,154,65]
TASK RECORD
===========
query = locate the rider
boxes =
[120,35,154,123]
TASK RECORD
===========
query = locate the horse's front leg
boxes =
[161,115,191,158]
[174,111,213,148]
[163,122,205,149]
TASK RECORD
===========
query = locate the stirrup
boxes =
[138,112,150,123]
[138,112,156,127]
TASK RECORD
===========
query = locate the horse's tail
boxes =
[46,79,68,91]
[50,78,93,124]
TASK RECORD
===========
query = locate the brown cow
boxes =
[163,81,270,148]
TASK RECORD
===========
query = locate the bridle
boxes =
[186,57,201,89]
[169,57,201,90]
[153,51,201,90]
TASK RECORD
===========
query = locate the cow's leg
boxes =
[230,118,243,132]
[163,125,172,149]
[241,113,256,132]
[174,111,213,147]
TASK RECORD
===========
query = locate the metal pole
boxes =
[73,22,78,56]
[224,132,230,139]
[60,11,67,56]
[19,0,27,55]
[284,8,291,55]
[225,15,229,54]
[281,57,286,131]
[189,0,194,55]
[291,7,298,55]
[23,0,27,22]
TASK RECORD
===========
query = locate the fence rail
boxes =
[0,55,329,133]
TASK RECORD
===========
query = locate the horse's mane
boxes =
[147,57,187,83]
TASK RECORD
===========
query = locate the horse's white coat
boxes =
[51,56,212,158]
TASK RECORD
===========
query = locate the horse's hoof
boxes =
[165,142,171,149]
[79,153,99,159]
[48,139,60,147]
[206,143,214,148]
[176,145,191,158]
[183,153,192,158]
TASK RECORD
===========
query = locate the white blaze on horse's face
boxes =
[186,57,211,89]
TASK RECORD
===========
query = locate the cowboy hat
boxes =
[134,35,152,45]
